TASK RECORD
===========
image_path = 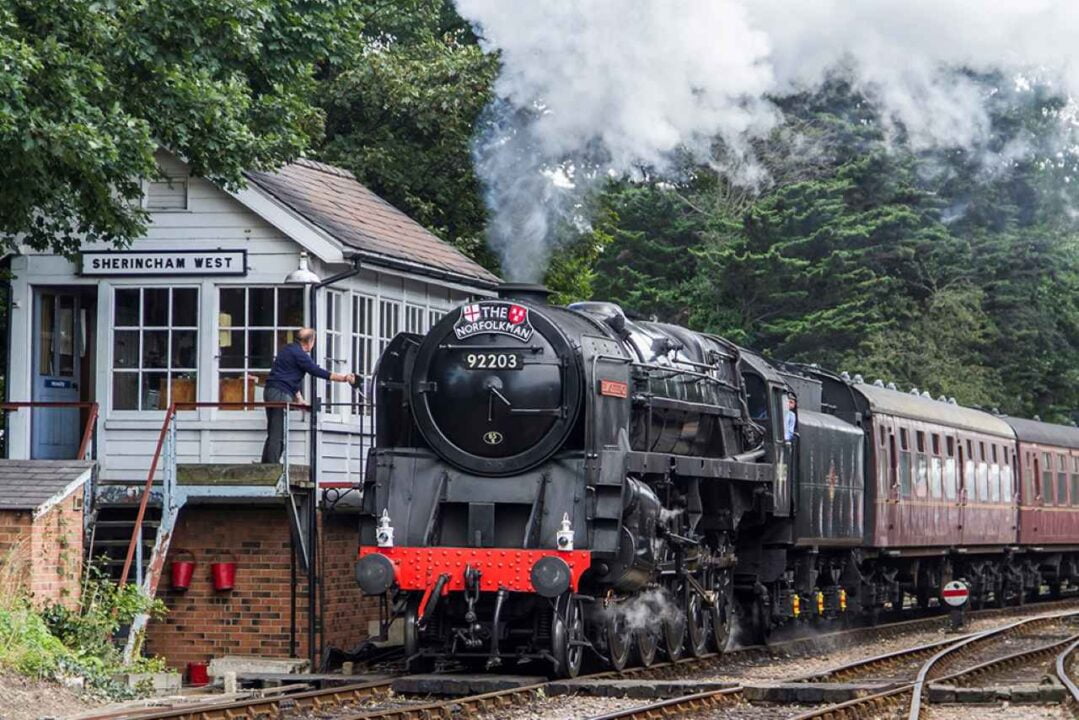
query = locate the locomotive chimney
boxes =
[497,282,552,305]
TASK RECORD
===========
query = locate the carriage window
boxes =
[1074,456,1079,473]
[1044,451,1053,468]
[967,439,973,457]
[989,463,1000,502]
[932,434,941,455]
[916,431,926,453]
[976,462,989,501]
[1072,475,1079,506]
[900,428,909,451]
[1060,454,1068,471]
[879,426,886,446]
[915,454,929,497]
[930,456,943,498]
[1001,462,1013,502]
[965,459,975,499]
[991,445,998,463]
[1044,468,1056,504]
[899,451,912,496]
[979,442,987,461]
[946,437,955,457]
[1059,472,1069,505]
[944,455,957,499]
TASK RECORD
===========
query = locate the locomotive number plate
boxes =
[462,351,523,370]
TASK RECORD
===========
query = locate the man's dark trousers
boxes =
[262,385,295,463]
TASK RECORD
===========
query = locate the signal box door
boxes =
[32,290,91,459]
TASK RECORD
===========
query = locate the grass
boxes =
[0,539,168,699]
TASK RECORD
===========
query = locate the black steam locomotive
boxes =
[356,282,863,676]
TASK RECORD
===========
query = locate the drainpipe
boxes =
[306,258,362,669]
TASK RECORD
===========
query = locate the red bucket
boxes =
[211,553,236,591]
[170,550,195,591]
[187,661,209,686]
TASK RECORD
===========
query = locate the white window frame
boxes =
[351,293,376,415]
[216,285,305,408]
[323,289,346,418]
[111,286,200,413]
[141,175,190,212]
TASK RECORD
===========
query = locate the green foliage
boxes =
[589,80,1079,421]
[0,0,365,256]
[318,0,498,266]
[0,567,169,699]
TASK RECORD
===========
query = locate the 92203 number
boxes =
[464,352,521,370]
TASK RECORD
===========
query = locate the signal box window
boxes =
[113,287,199,411]
[217,287,304,406]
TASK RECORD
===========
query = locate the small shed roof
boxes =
[246,159,499,288]
[853,382,1015,438]
[1001,415,1079,449]
[0,460,93,513]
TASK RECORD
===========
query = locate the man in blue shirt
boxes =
[785,395,798,443]
[261,328,354,463]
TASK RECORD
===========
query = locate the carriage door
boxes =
[32,290,89,459]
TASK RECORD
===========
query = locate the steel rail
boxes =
[589,608,1079,720]
[104,598,1079,720]
[76,679,394,720]
[1055,635,1079,706]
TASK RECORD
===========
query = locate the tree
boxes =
[0,0,364,256]
[317,0,498,265]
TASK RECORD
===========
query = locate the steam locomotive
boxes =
[356,283,1079,677]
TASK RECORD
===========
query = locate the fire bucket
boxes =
[170,550,195,591]
[210,552,236,591]
[187,662,209,686]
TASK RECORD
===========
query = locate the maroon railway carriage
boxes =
[1003,415,1079,593]
[812,374,1021,606]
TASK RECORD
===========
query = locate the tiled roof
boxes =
[246,159,499,287]
[0,460,93,511]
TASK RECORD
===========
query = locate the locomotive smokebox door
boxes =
[408,292,584,476]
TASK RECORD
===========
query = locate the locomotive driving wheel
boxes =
[633,623,659,667]
[603,607,631,671]
[710,568,734,652]
[662,587,687,661]
[551,593,585,678]
[685,588,710,658]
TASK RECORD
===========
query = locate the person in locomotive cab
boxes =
[785,395,798,443]
[261,328,355,463]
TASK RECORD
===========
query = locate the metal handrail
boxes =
[118,400,312,587]
[0,401,100,460]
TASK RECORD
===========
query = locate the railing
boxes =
[118,401,310,587]
[0,401,100,460]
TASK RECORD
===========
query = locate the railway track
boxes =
[90,598,1079,720]
[585,608,1079,720]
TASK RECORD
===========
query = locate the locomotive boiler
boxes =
[356,283,784,675]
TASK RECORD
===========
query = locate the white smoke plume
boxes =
[455,0,1079,281]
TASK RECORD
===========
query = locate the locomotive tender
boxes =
[355,283,1079,676]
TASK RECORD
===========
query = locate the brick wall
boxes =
[29,486,84,609]
[321,511,378,652]
[145,505,378,669]
[0,488,83,609]
[0,509,33,599]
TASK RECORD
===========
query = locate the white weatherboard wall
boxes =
[6,151,487,489]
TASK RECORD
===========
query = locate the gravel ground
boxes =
[0,673,101,720]
[922,704,1071,720]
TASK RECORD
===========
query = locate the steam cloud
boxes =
[455,0,1079,281]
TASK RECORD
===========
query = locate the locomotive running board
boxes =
[624,450,773,482]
